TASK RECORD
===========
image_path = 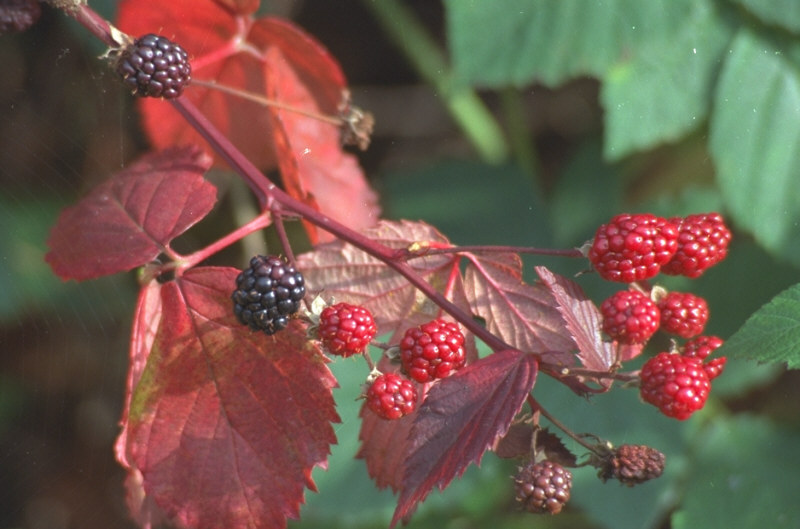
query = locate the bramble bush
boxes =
[4,0,800,528]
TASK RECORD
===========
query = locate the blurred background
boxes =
[2,1,799,528]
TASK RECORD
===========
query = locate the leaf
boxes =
[673,415,800,528]
[446,0,691,88]
[297,220,472,341]
[535,266,621,372]
[213,0,259,15]
[392,350,538,526]
[463,252,575,358]
[601,0,732,159]
[117,0,379,244]
[46,146,215,281]
[729,0,800,34]
[263,44,380,244]
[122,267,338,529]
[721,282,800,369]
[710,28,800,266]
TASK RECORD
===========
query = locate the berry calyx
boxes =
[318,302,377,357]
[597,444,666,486]
[684,335,726,380]
[662,213,732,278]
[116,33,191,99]
[658,291,709,338]
[399,318,466,383]
[600,289,660,345]
[232,255,306,335]
[640,352,710,420]
[514,460,573,515]
[365,373,417,420]
[588,213,679,283]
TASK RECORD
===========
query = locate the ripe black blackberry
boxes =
[0,0,41,33]
[514,460,572,515]
[116,33,191,99]
[232,255,306,335]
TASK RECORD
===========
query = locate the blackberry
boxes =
[598,444,665,486]
[116,33,191,99]
[514,460,572,515]
[232,255,306,335]
[0,0,41,33]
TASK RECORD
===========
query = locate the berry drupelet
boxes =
[232,255,306,335]
[116,33,191,99]
[598,444,666,486]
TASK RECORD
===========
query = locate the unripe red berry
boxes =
[600,289,660,345]
[662,213,732,278]
[399,319,466,383]
[365,373,417,420]
[588,213,679,283]
[318,302,377,357]
[658,291,708,338]
[640,352,710,420]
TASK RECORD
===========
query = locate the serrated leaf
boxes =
[46,146,215,281]
[710,28,800,265]
[117,0,378,244]
[535,266,621,373]
[463,252,575,358]
[297,220,472,341]
[721,282,800,369]
[601,0,732,159]
[673,415,800,528]
[122,267,338,529]
[446,0,690,88]
[391,350,538,526]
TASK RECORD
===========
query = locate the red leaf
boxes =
[463,252,575,362]
[117,1,379,243]
[213,0,259,15]
[297,220,471,342]
[122,267,338,529]
[392,350,538,526]
[534,266,625,374]
[46,146,215,281]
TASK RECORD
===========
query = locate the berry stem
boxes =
[191,79,344,127]
[58,1,125,48]
[169,100,516,355]
[528,396,602,455]
[179,210,273,271]
[398,244,583,260]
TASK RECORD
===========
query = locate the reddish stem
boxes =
[179,211,273,271]
[400,244,583,260]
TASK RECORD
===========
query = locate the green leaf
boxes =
[710,28,800,265]
[601,0,732,159]
[721,282,800,368]
[673,415,800,528]
[730,0,800,34]
[446,0,690,88]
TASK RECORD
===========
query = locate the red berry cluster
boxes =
[639,336,726,420]
[591,212,731,419]
[589,212,731,283]
[314,302,467,421]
